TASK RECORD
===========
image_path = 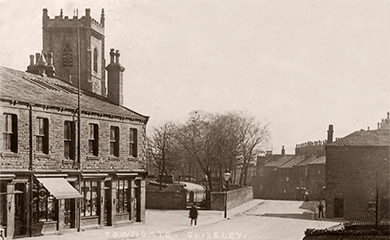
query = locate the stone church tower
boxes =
[42,8,106,96]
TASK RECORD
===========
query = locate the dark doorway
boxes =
[14,183,27,236]
[135,180,141,222]
[64,199,75,228]
[104,181,112,226]
[334,197,344,218]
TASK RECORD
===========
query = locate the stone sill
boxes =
[127,157,138,161]
[62,159,74,164]
[109,156,120,161]
[81,215,99,220]
[0,152,19,158]
[34,153,51,159]
[86,155,99,161]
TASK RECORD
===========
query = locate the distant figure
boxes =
[189,204,198,226]
[304,191,310,201]
[318,201,324,219]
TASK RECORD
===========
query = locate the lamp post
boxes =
[224,171,231,218]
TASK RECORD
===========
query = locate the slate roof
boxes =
[0,66,148,122]
[264,155,295,168]
[327,129,390,147]
[279,155,306,169]
[295,155,318,167]
[308,155,326,165]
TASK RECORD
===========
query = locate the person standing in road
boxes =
[318,201,324,219]
[189,204,198,226]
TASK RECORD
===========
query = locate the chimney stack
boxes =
[27,51,55,77]
[106,49,125,105]
[281,146,285,156]
[327,124,333,143]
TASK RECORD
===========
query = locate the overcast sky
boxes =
[1,0,389,154]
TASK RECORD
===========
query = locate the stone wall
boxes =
[146,189,186,210]
[210,187,253,211]
[325,145,390,221]
[0,103,146,171]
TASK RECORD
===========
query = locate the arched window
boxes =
[93,48,98,72]
[62,44,73,67]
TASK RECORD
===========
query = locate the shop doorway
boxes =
[135,180,141,222]
[64,199,75,229]
[14,183,27,236]
[103,181,112,226]
[334,197,344,218]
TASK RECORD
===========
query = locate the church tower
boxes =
[42,8,106,96]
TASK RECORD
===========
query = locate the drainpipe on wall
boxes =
[29,103,33,237]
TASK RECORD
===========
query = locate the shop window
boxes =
[36,118,49,154]
[88,124,99,156]
[32,181,56,222]
[64,121,75,160]
[116,180,129,213]
[81,180,98,217]
[3,113,18,152]
[110,126,119,157]
[129,128,137,158]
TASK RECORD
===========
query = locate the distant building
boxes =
[325,113,390,221]
[252,125,332,200]
[0,9,149,239]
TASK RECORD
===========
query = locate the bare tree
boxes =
[146,122,180,190]
[175,111,221,191]
[236,115,269,186]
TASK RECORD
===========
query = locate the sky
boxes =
[0,0,389,154]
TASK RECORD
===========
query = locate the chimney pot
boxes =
[115,50,120,64]
[29,55,35,66]
[110,49,115,63]
[86,9,91,17]
[47,52,53,66]
[327,124,334,143]
[35,53,40,64]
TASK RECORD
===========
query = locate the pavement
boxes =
[24,200,263,240]
[17,200,341,240]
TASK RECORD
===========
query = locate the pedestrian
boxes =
[189,204,198,226]
[318,201,324,219]
[304,191,310,201]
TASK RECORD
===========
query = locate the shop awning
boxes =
[36,178,83,199]
[116,173,138,178]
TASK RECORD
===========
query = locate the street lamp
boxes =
[224,171,231,218]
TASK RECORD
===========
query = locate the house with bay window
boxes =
[0,8,149,239]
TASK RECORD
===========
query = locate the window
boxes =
[116,180,129,213]
[93,48,98,72]
[110,126,119,157]
[129,128,137,158]
[62,44,73,67]
[36,118,49,154]
[32,181,56,222]
[81,181,99,217]
[3,113,17,152]
[88,124,99,156]
[64,121,75,159]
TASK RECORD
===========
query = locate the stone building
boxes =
[252,125,332,200]
[0,9,149,239]
[325,114,390,221]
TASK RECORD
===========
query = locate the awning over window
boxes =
[36,178,83,199]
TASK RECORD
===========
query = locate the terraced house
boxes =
[0,9,149,239]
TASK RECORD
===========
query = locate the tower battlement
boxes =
[43,8,104,35]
